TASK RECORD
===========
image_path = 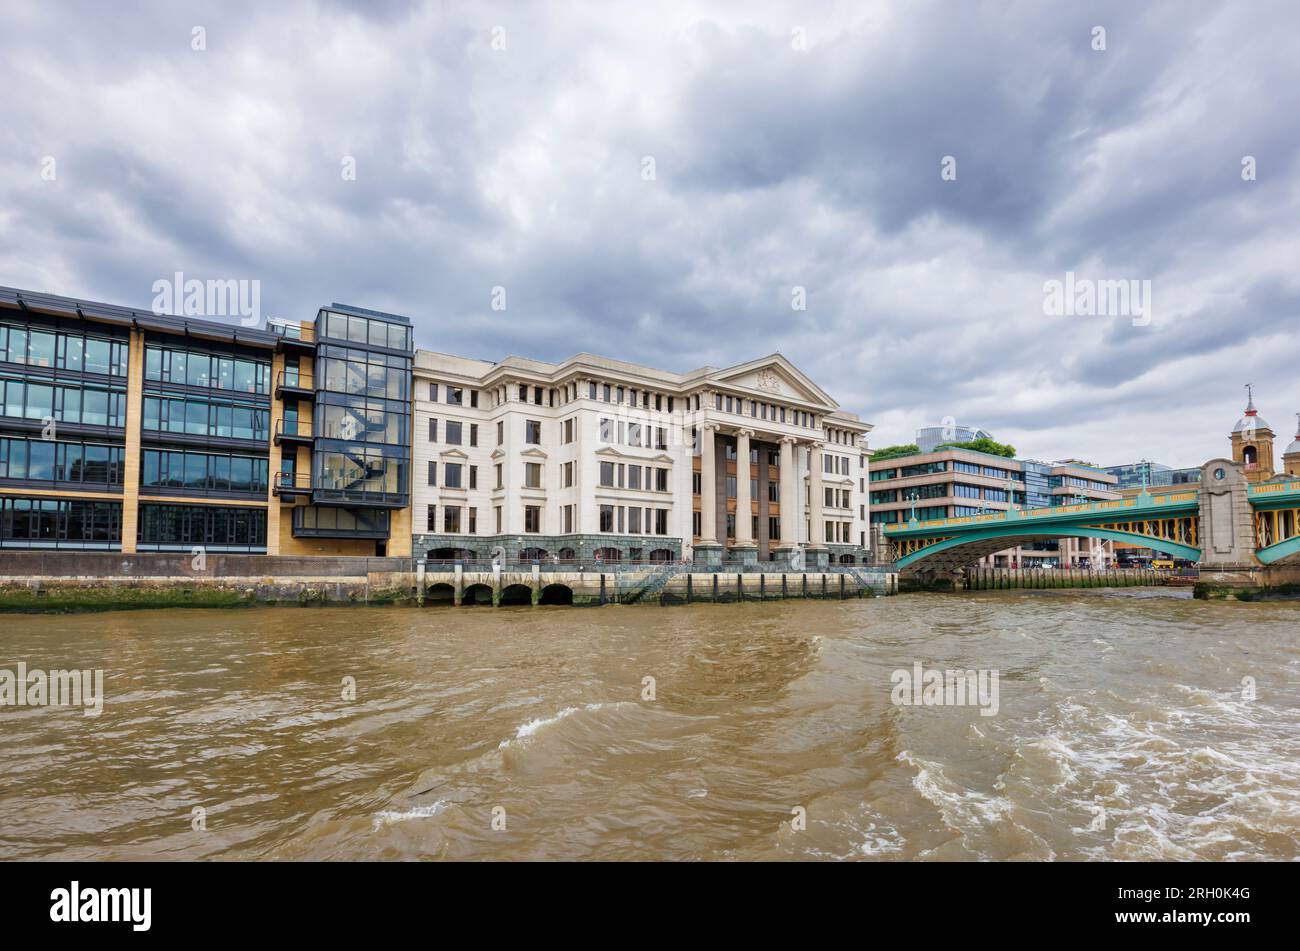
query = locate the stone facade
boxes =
[413,351,872,566]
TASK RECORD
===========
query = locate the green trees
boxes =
[871,444,920,461]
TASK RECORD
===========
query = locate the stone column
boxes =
[732,428,758,565]
[773,436,798,565]
[808,440,829,569]
[695,423,722,565]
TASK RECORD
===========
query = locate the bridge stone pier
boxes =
[884,458,1300,599]
[1196,458,1300,598]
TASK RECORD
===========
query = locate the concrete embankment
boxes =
[0,553,417,613]
[963,567,1167,591]
[901,566,1171,592]
[0,553,897,612]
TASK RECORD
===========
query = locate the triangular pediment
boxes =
[520,446,548,459]
[440,448,469,460]
[708,355,835,408]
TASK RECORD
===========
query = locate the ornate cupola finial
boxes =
[1245,382,1257,416]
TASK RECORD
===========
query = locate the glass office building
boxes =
[915,424,993,454]
[1,286,413,557]
[1103,460,1201,489]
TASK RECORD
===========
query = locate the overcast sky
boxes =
[3,1,1297,468]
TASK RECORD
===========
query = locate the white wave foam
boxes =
[499,702,633,749]
[899,750,1015,829]
[372,801,447,828]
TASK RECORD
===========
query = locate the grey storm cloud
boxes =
[2,0,1298,468]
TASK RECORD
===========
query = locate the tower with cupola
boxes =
[1282,413,1300,478]
[1230,384,1275,483]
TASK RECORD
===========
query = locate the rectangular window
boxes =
[524,505,541,533]
[445,463,463,489]
[469,507,477,533]
[526,420,541,444]
[447,387,463,406]
[428,418,438,442]
[599,461,615,487]
[469,424,478,447]
[427,504,436,531]
[655,468,668,492]
[446,420,462,445]
[497,421,504,445]
[494,464,503,490]
[599,504,614,533]
[692,511,702,537]
[427,461,437,486]
[563,461,574,488]
[469,466,478,490]
[443,506,461,533]
[525,462,542,488]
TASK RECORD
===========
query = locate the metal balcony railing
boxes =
[274,470,313,494]
[276,369,313,393]
[269,322,315,343]
[275,418,312,440]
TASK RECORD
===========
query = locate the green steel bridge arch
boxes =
[884,491,1203,571]
[884,479,1300,570]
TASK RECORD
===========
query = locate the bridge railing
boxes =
[1250,480,1300,496]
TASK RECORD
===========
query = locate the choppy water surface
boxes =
[2,589,1298,860]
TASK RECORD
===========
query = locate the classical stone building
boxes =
[413,351,872,567]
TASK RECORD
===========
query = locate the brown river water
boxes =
[2,588,1298,861]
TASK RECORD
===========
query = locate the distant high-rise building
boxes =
[915,424,993,454]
